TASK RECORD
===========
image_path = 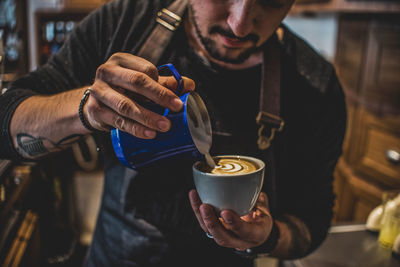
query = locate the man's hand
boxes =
[189,190,273,251]
[8,53,195,159]
[85,53,195,138]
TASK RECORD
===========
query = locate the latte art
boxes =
[218,162,243,173]
[210,158,257,175]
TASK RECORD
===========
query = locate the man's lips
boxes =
[219,34,250,48]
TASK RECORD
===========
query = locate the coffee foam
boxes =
[198,157,258,175]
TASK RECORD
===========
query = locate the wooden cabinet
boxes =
[334,159,384,222]
[291,0,400,14]
[62,0,108,10]
[350,110,400,187]
[361,21,400,114]
[334,14,400,222]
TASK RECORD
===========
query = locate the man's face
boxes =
[187,0,294,65]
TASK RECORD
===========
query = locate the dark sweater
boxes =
[0,0,346,266]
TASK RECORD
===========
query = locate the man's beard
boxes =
[190,8,261,64]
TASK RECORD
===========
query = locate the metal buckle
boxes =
[256,112,284,150]
[156,8,182,31]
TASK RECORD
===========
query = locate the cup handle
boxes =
[157,63,184,96]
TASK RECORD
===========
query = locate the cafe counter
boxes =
[280,224,400,267]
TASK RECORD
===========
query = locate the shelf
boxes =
[291,0,400,14]
[0,73,17,83]
[62,0,108,10]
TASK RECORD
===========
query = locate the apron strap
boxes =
[257,30,285,213]
[256,32,285,150]
[137,0,188,64]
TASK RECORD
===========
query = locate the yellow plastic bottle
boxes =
[378,194,400,248]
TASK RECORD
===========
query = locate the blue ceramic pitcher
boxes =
[111,64,212,170]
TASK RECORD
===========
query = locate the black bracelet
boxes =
[78,88,97,132]
[234,220,280,259]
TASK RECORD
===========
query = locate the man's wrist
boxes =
[250,220,280,255]
[234,220,280,259]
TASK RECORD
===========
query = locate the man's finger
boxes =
[220,210,252,238]
[188,190,208,233]
[89,101,156,139]
[254,192,270,215]
[89,83,171,133]
[96,65,183,112]
[257,192,269,207]
[199,204,245,249]
[158,76,196,94]
[108,53,159,81]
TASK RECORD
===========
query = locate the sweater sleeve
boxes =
[0,0,125,161]
[302,73,346,254]
[277,70,347,257]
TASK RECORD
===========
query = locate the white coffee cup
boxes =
[192,155,265,216]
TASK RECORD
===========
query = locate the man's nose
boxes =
[227,0,257,38]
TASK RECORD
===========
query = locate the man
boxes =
[0,0,346,266]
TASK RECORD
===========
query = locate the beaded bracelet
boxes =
[78,88,97,132]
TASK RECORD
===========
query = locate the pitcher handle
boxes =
[157,63,183,96]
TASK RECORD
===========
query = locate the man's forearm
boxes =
[270,215,312,259]
[9,87,90,160]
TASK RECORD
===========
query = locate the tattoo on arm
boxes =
[16,133,83,158]
[279,215,312,259]
[17,133,49,157]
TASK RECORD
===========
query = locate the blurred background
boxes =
[0,0,399,266]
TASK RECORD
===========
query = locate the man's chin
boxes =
[199,35,260,65]
[212,56,247,65]
[208,49,256,65]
